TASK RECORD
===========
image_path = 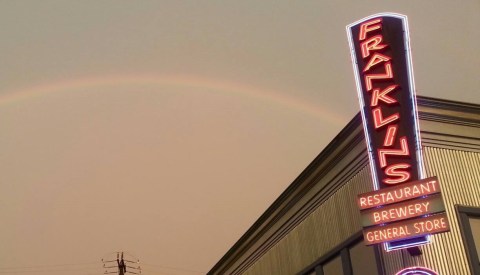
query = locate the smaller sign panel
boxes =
[363,213,450,245]
[358,176,441,210]
[360,194,445,227]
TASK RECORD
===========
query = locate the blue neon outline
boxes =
[395,266,438,275]
[346,12,430,251]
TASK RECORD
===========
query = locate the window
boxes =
[323,255,343,275]
[299,233,380,275]
[457,205,480,275]
[349,240,379,275]
[469,217,480,261]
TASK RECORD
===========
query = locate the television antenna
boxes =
[102,252,141,275]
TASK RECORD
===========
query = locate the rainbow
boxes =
[0,74,345,125]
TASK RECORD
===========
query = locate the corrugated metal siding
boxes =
[379,147,480,275]
[242,168,373,275]
[242,147,480,275]
[208,98,480,275]
[379,248,424,274]
[422,147,478,274]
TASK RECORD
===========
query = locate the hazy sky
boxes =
[0,1,478,275]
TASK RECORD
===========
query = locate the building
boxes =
[208,96,480,275]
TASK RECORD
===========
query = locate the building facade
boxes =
[208,97,480,275]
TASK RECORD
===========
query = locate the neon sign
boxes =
[363,212,449,245]
[347,13,429,250]
[395,266,438,275]
[347,13,423,189]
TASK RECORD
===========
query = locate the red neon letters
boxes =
[360,194,446,227]
[359,18,412,185]
[363,213,449,245]
[361,35,387,58]
[359,19,382,40]
[371,85,398,106]
[357,177,441,210]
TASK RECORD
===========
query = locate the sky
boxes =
[0,1,478,275]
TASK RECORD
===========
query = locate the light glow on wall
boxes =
[395,266,438,275]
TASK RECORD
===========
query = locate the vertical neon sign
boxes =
[346,13,428,251]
